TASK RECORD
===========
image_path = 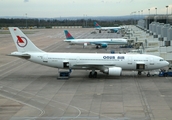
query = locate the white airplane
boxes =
[8,27,169,78]
[94,22,121,33]
[64,30,127,49]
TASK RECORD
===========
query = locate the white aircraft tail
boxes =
[9,27,43,53]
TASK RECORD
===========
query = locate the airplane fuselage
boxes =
[64,38,127,45]
[21,52,168,71]
[95,27,121,31]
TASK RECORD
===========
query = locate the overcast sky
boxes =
[1,0,172,18]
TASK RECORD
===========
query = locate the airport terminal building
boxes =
[127,14,172,66]
[138,15,172,29]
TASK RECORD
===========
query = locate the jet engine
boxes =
[101,43,108,48]
[83,43,88,47]
[102,67,122,76]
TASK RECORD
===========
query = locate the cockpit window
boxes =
[160,59,164,61]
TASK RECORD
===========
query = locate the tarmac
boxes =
[0,28,172,120]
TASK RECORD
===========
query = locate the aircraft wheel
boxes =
[89,71,97,78]
[138,71,142,75]
[93,72,97,78]
[89,72,92,78]
[147,72,150,77]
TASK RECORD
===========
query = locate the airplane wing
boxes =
[90,42,108,48]
[74,63,115,66]
[90,42,101,45]
[73,63,115,69]
[110,29,118,33]
[90,42,107,45]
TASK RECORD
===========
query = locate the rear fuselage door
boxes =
[128,56,132,65]
[43,54,48,62]
[77,56,80,64]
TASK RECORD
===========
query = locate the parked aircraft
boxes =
[64,30,127,49]
[94,21,121,33]
[9,27,169,78]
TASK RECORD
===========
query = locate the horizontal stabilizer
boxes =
[8,52,31,59]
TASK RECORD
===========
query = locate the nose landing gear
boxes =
[147,72,150,77]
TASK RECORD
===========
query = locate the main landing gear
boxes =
[96,46,100,49]
[147,72,150,77]
[138,71,142,75]
[138,71,151,77]
[89,70,97,78]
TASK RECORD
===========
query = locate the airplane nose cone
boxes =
[166,61,169,66]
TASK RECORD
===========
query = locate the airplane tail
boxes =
[94,22,101,28]
[9,27,43,53]
[64,30,74,40]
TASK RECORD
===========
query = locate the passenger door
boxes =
[43,54,48,62]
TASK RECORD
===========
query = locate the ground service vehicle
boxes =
[159,69,172,77]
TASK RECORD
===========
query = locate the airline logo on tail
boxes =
[94,22,101,28]
[64,30,74,39]
[9,27,43,52]
[17,36,27,47]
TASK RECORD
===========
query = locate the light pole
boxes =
[138,11,140,20]
[166,5,168,15]
[155,8,157,15]
[166,6,168,23]
[133,11,136,25]
[85,14,87,27]
[148,9,150,15]
[141,10,143,17]
[130,12,133,25]
[130,11,136,25]
[148,9,150,28]
[83,14,87,27]
[25,13,27,28]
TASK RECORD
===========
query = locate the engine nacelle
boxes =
[113,29,118,33]
[101,43,107,48]
[102,67,122,76]
[84,43,88,46]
